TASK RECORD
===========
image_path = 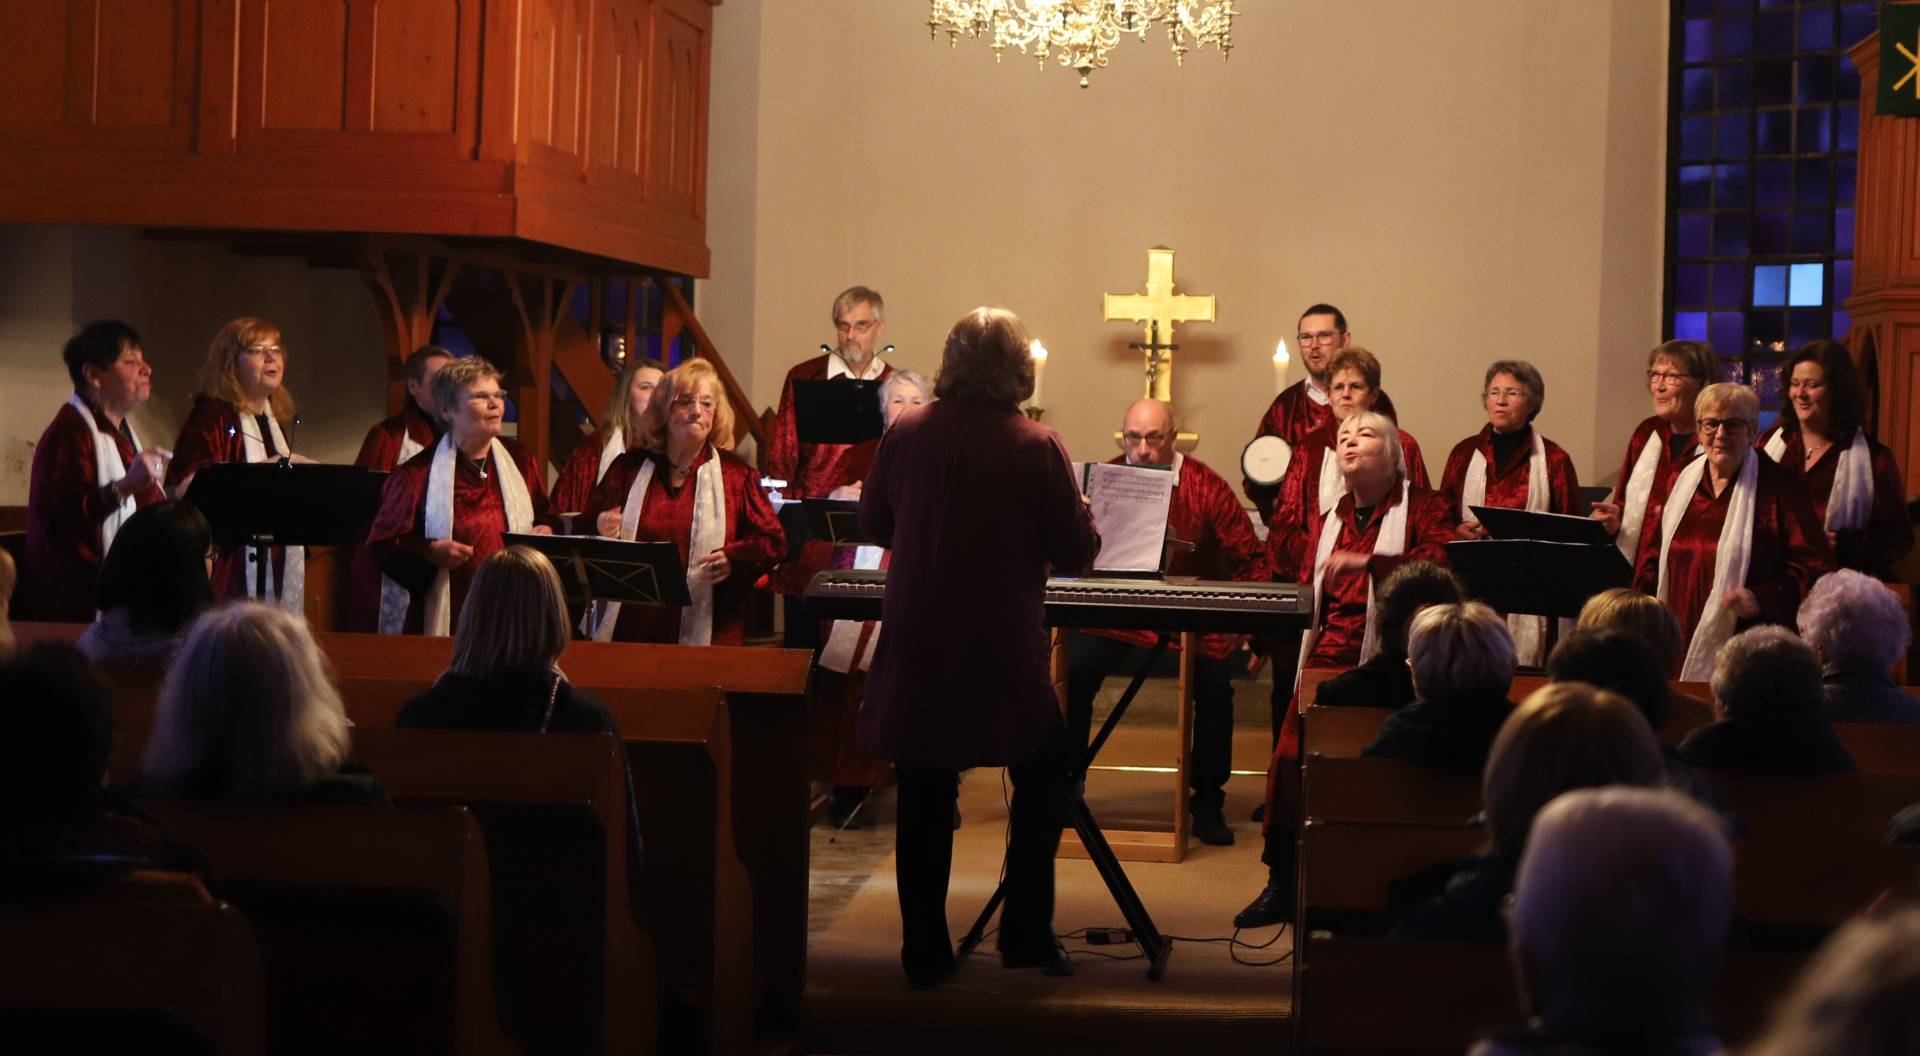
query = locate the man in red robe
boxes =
[1244,303,1398,521]
[1066,399,1269,846]
[765,286,894,648]
[344,345,449,631]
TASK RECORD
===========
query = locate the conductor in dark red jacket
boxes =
[858,307,1100,990]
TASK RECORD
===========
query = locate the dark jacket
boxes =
[148,759,389,807]
[1387,849,1517,942]
[1676,714,1857,774]
[1361,690,1514,770]
[1316,650,1416,710]
[1820,666,1920,725]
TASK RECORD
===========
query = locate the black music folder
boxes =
[801,498,872,546]
[1468,505,1614,546]
[186,462,386,551]
[1446,528,1633,620]
[504,533,692,608]
[792,379,884,445]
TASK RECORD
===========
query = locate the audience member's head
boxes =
[0,644,112,808]
[1508,787,1732,1050]
[1748,910,1920,1056]
[1482,683,1664,857]
[94,500,214,635]
[141,604,349,801]
[0,548,15,658]
[1373,561,1465,659]
[1407,602,1515,705]
[447,547,570,681]
[1546,628,1672,732]
[1575,588,1684,674]
[1711,625,1822,722]
[1797,569,1911,674]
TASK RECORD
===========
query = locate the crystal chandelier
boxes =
[928,1,1237,88]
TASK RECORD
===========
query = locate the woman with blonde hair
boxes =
[582,357,783,645]
[140,603,385,805]
[166,318,312,609]
[550,355,668,517]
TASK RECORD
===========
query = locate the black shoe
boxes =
[1233,883,1292,929]
[1193,812,1235,846]
[904,951,955,990]
[828,786,868,828]
[1000,939,1072,976]
[1251,802,1265,823]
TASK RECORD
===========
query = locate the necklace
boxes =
[466,453,489,479]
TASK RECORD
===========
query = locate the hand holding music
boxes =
[596,510,623,538]
[828,482,863,501]
[698,549,731,584]
[1454,519,1488,541]
[1323,550,1371,578]
[529,524,554,536]
[121,446,170,494]
[287,453,317,465]
[1723,587,1761,619]
[1590,499,1622,536]
[428,538,474,570]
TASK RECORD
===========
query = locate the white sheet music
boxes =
[1077,461,1175,573]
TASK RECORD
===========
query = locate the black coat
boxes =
[1675,713,1856,774]
[1316,650,1416,710]
[1362,690,1514,771]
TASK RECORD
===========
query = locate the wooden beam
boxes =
[652,274,766,452]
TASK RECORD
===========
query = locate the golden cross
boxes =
[1895,32,1920,97]
[1102,246,1217,401]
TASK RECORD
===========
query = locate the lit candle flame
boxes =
[1029,340,1048,407]
[1030,340,1048,363]
[1273,339,1289,368]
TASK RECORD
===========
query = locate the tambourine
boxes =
[1241,434,1292,486]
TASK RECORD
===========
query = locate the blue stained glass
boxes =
[1756,59,1793,105]
[1675,312,1710,342]
[1831,309,1851,340]
[1838,105,1859,151]
[1683,69,1715,112]
[1754,361,1786,407]
[1756,110,1791,153]
[1678,264,1710,307]
[1685,0,1714,13]
[1685,19,1716,63]
[1714,263,1748,306]
[1757,0,1795,9]
[1680,214,1712,257]
[1798,8,1834,50]
[1835,207,1855,254]
[1720,63,1754,107]
[1793,210,1832,252]
[1788,310,1827,347]
[1796,107,1831,151]
[1753,264,1788,307]
[1718,16,1753,58]
[1757,160,1792,206]
[1752,210,1791,253]
[1679,165,1713,208]
[1715,163,1751,206]
[1756,11,1793,54]
[1796,57,1833,104]
[1837,57,1860,102]
[1711,312,1746,354]
[1717,113,1751,155]
[1715,214,1751,257]
[1796,158,1832,205]
[1836,155,1856,205]
[1839,4,1876,48]
[1834,259,1853,304]
[1681,116,1713,161]
[1789,262,1825,306]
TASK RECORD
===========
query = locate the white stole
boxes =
[592,447,727,645]
[1656,452,1758,681]
[594,427,626,488]
[1764,428,1874,531]
[1296,480,1412,692]
[417,435,535,637]
[375,426,432,634]
[68,395,138,557]
[1462,429,1552,666]
[237,409,305,614]
[1315,443,1346,518]
[1614,428,1668,567]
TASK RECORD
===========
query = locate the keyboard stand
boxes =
[955,632,1175,980]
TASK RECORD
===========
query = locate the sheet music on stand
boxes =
[1075,461,1174,575]
[503,533,692,608]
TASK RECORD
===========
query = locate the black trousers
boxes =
[894,716,1072,972]
[1065,631,1235,816]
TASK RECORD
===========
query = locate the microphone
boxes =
[883,344,895,356]
[820,344,832,355]
[283,415,301,465]
[225,424,239,463]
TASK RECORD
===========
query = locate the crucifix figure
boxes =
[1103,246,1217,402]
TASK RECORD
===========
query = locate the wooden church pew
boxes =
[1300,754,1482,829]
[1706,770,1920,840]
[350,728,659,1056]
[140,802,515,1056]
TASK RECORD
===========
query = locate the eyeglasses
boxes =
[1484,388,1527,401]
[671,394,719,412]
[464,389,505,404]
[1697,417,1752,435]
[1646,370,1695,385]
[1297,330,1344,347]
[835,320,878,336]
[242,344,285,359]
[1122,431,1169,445]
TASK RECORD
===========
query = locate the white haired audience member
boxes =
[1747,906,1920,1056]
[1676,625,1856,774]
[1361,602,1516,770]
[1471,786,1732,1056]
[1796,569,1920,724]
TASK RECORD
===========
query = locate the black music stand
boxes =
[504,533,692,609]
[801,498,870,547]
[185,462,387,599]
[792,379,885,445]
[1448,506,1632,619]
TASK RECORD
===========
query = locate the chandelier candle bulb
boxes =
[1273,339,1289,393]
[1030,340,1048,407]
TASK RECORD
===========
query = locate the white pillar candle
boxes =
[1273,339,1290,393]
[1030,340,1048,407]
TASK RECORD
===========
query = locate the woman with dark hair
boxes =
[165,317,314,610]
[19,320,169,622]
[858,306,1100,988]
[1758,339,1912,576]
[1315,560,1464,709]
[75,501,215,672]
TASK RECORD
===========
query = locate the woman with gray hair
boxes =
[1746,905,1920,1056]
[1470,786,1732,1056]
[1631,382,1831,679]
[1797,569,1920,723]
[1362,602,1516,768]
[1439,360,1582,666]
[140,602,386,805]
[1676,625,1856,773]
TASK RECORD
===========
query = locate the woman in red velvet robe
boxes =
[1632,384,1832,681]
[550,356,666,517]
[581,358,783,646]
[163,318,314,608]
[365,357,554,635]
[1591,340,1719,569]
[19,320,168,622]
[1757,339,1912,578]
[343,345,449,632]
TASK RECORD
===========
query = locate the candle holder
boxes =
[1024,405,1046,422]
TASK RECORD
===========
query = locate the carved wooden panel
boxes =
[0,5,69,125]
[649,2,705,213]
[259,0,350,132]
[523,0,588,159]
[588,0,650,180]
[370,1,461,134]
[96,0,184,128]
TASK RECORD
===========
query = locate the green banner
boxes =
[1881,2,1920,116]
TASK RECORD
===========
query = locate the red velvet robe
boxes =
[1088,454,1271,660]
[765,353,892,595]
[1630,454,1833,674]
[1758,425,1913,577]
[579,446,785,645]
[550,429,621,516]
[344,402,441,632]
[18,401,166,622]
[1438,425,1582,518]
[1266,420,1431,579]
[364,439,553,634]
[1245,380,1398,519]
[1607,415,1703,561]
[165,394,295,600]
